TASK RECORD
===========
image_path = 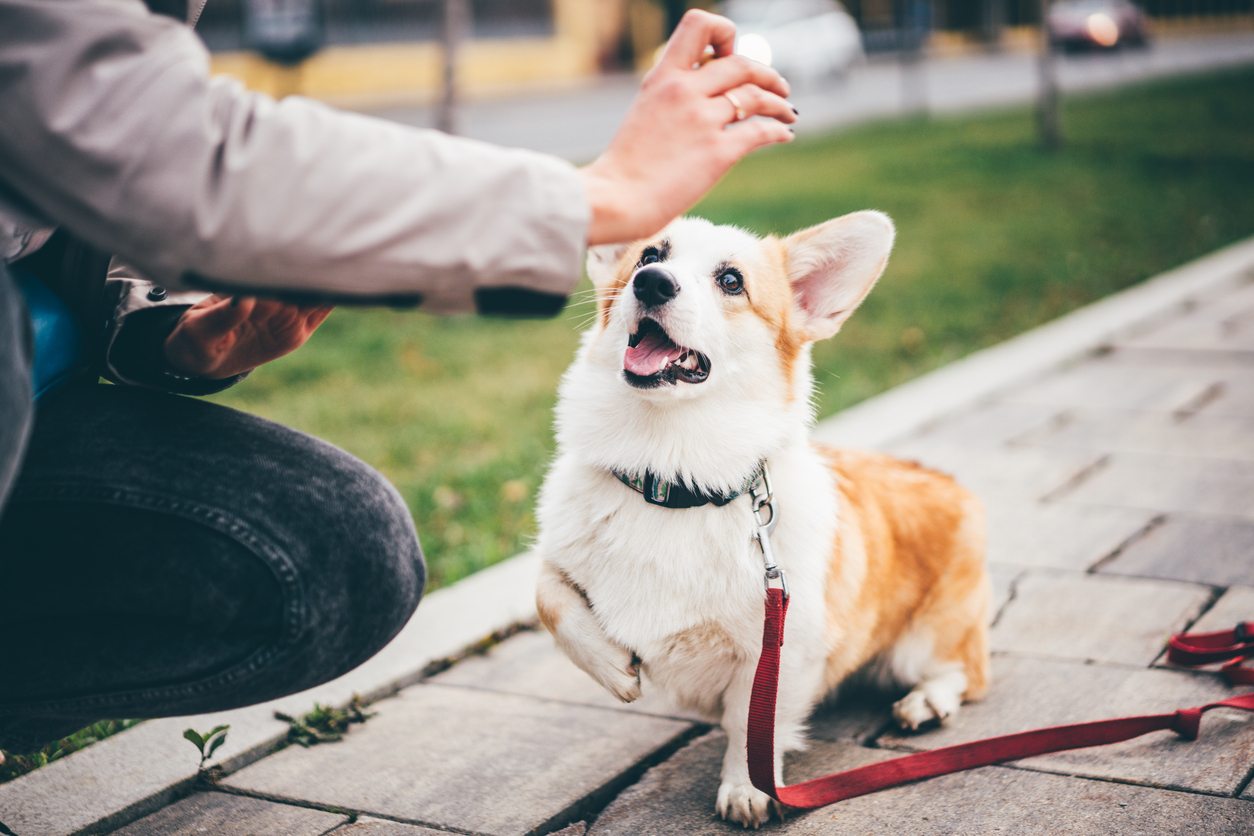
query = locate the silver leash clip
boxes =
[748,463,788,600]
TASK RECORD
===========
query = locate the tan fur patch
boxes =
[816,447,990,700]
[659,621,742,658]
[536,564,592,634]
[742,237,805,402]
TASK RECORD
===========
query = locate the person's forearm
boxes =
[0,0,587,311]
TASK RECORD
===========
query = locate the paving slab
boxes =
[1098,515,1254,587]
[223,683,694,836]
[0,717,226,836]
[877,655,1254,795]
[1040,359,1254,421]
[588,727,1254,836]
[999,353,1232,413]
[899,400,1064,448]
[1057,452,1254,518]
[986,563,1022,624]
[1117,276,1254,353]
[109,792,346,836]
[585,728,895,836]
[1014,408,1254,462]
[989,571,1212,665]
[1185,586,1254,636]
[984,502,1159,572]
[429,628,706,722]
[883,439,1106,506]
[326,816,467,835]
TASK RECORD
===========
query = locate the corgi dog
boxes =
[534,212,989,828]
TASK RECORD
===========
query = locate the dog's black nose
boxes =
[633,268,680,308]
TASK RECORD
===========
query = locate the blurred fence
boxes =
[196,0,554,53]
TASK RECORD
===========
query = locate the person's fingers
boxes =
[182,295,254,342]
[303,306,334,331]
[714,84,797,126]
[657,9,737,69]
[696,53,791,100]
[720,117,795,161]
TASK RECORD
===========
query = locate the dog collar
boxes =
[611,461,766,509]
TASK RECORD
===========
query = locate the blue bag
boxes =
[12,265,87,401]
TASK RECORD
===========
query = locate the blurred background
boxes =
[196,1,1254,590]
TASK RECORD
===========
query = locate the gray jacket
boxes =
[0,0,589,389]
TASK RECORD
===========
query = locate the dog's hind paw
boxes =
[717,781,781,829]
[892,684,961,731]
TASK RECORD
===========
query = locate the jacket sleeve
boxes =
[0,0,589,315]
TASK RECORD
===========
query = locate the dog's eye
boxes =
[639,248,660,267]
[717,269,744,295]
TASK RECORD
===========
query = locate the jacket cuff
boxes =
[106,302,248,395]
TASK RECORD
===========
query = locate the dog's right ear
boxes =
[783,211,895,342]
[586,243,633,287]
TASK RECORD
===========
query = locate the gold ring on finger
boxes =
[723,91,747,122]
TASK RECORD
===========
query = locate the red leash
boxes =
[746,588,1254,809]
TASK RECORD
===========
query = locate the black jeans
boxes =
[0,266,425,754]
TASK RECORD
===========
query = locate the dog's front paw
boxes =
[597,654,643,703]
[717,781,781,829]
[538,561,642,703]
[892,684,961,731]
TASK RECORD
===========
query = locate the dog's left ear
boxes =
[586,242,634,287]
[783,211,895,341]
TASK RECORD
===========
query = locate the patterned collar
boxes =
[611,461,766,509]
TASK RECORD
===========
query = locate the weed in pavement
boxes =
[276,696,375,748]
[183,724,230,771]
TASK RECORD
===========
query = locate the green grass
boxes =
[0,720,141,783]
[208,66,1254,592]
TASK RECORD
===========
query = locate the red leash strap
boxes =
[1167,621,1254,685]
[746,588,1254,809]
[746,587,789,795]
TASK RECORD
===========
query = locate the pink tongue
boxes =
[625,331,683,375]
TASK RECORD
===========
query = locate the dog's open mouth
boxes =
[623,318,710,387]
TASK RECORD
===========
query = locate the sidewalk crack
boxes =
[1086,513,1166,574]
[1039,454,1111,504]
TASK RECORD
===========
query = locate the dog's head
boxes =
[559,211,893,483]
[585,211,893,395]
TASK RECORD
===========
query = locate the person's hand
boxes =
[164,295,333,380]
[579,9,797,246]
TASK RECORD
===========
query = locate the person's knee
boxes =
[274,448,425,686]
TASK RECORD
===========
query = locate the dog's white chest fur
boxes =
[538,440,836,713]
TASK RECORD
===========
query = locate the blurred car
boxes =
[721,0,865,84]
[1047,0,1150,52]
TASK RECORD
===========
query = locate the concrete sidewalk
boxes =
[4,237,1254,835]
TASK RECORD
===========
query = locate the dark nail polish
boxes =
[791,106,799,116]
